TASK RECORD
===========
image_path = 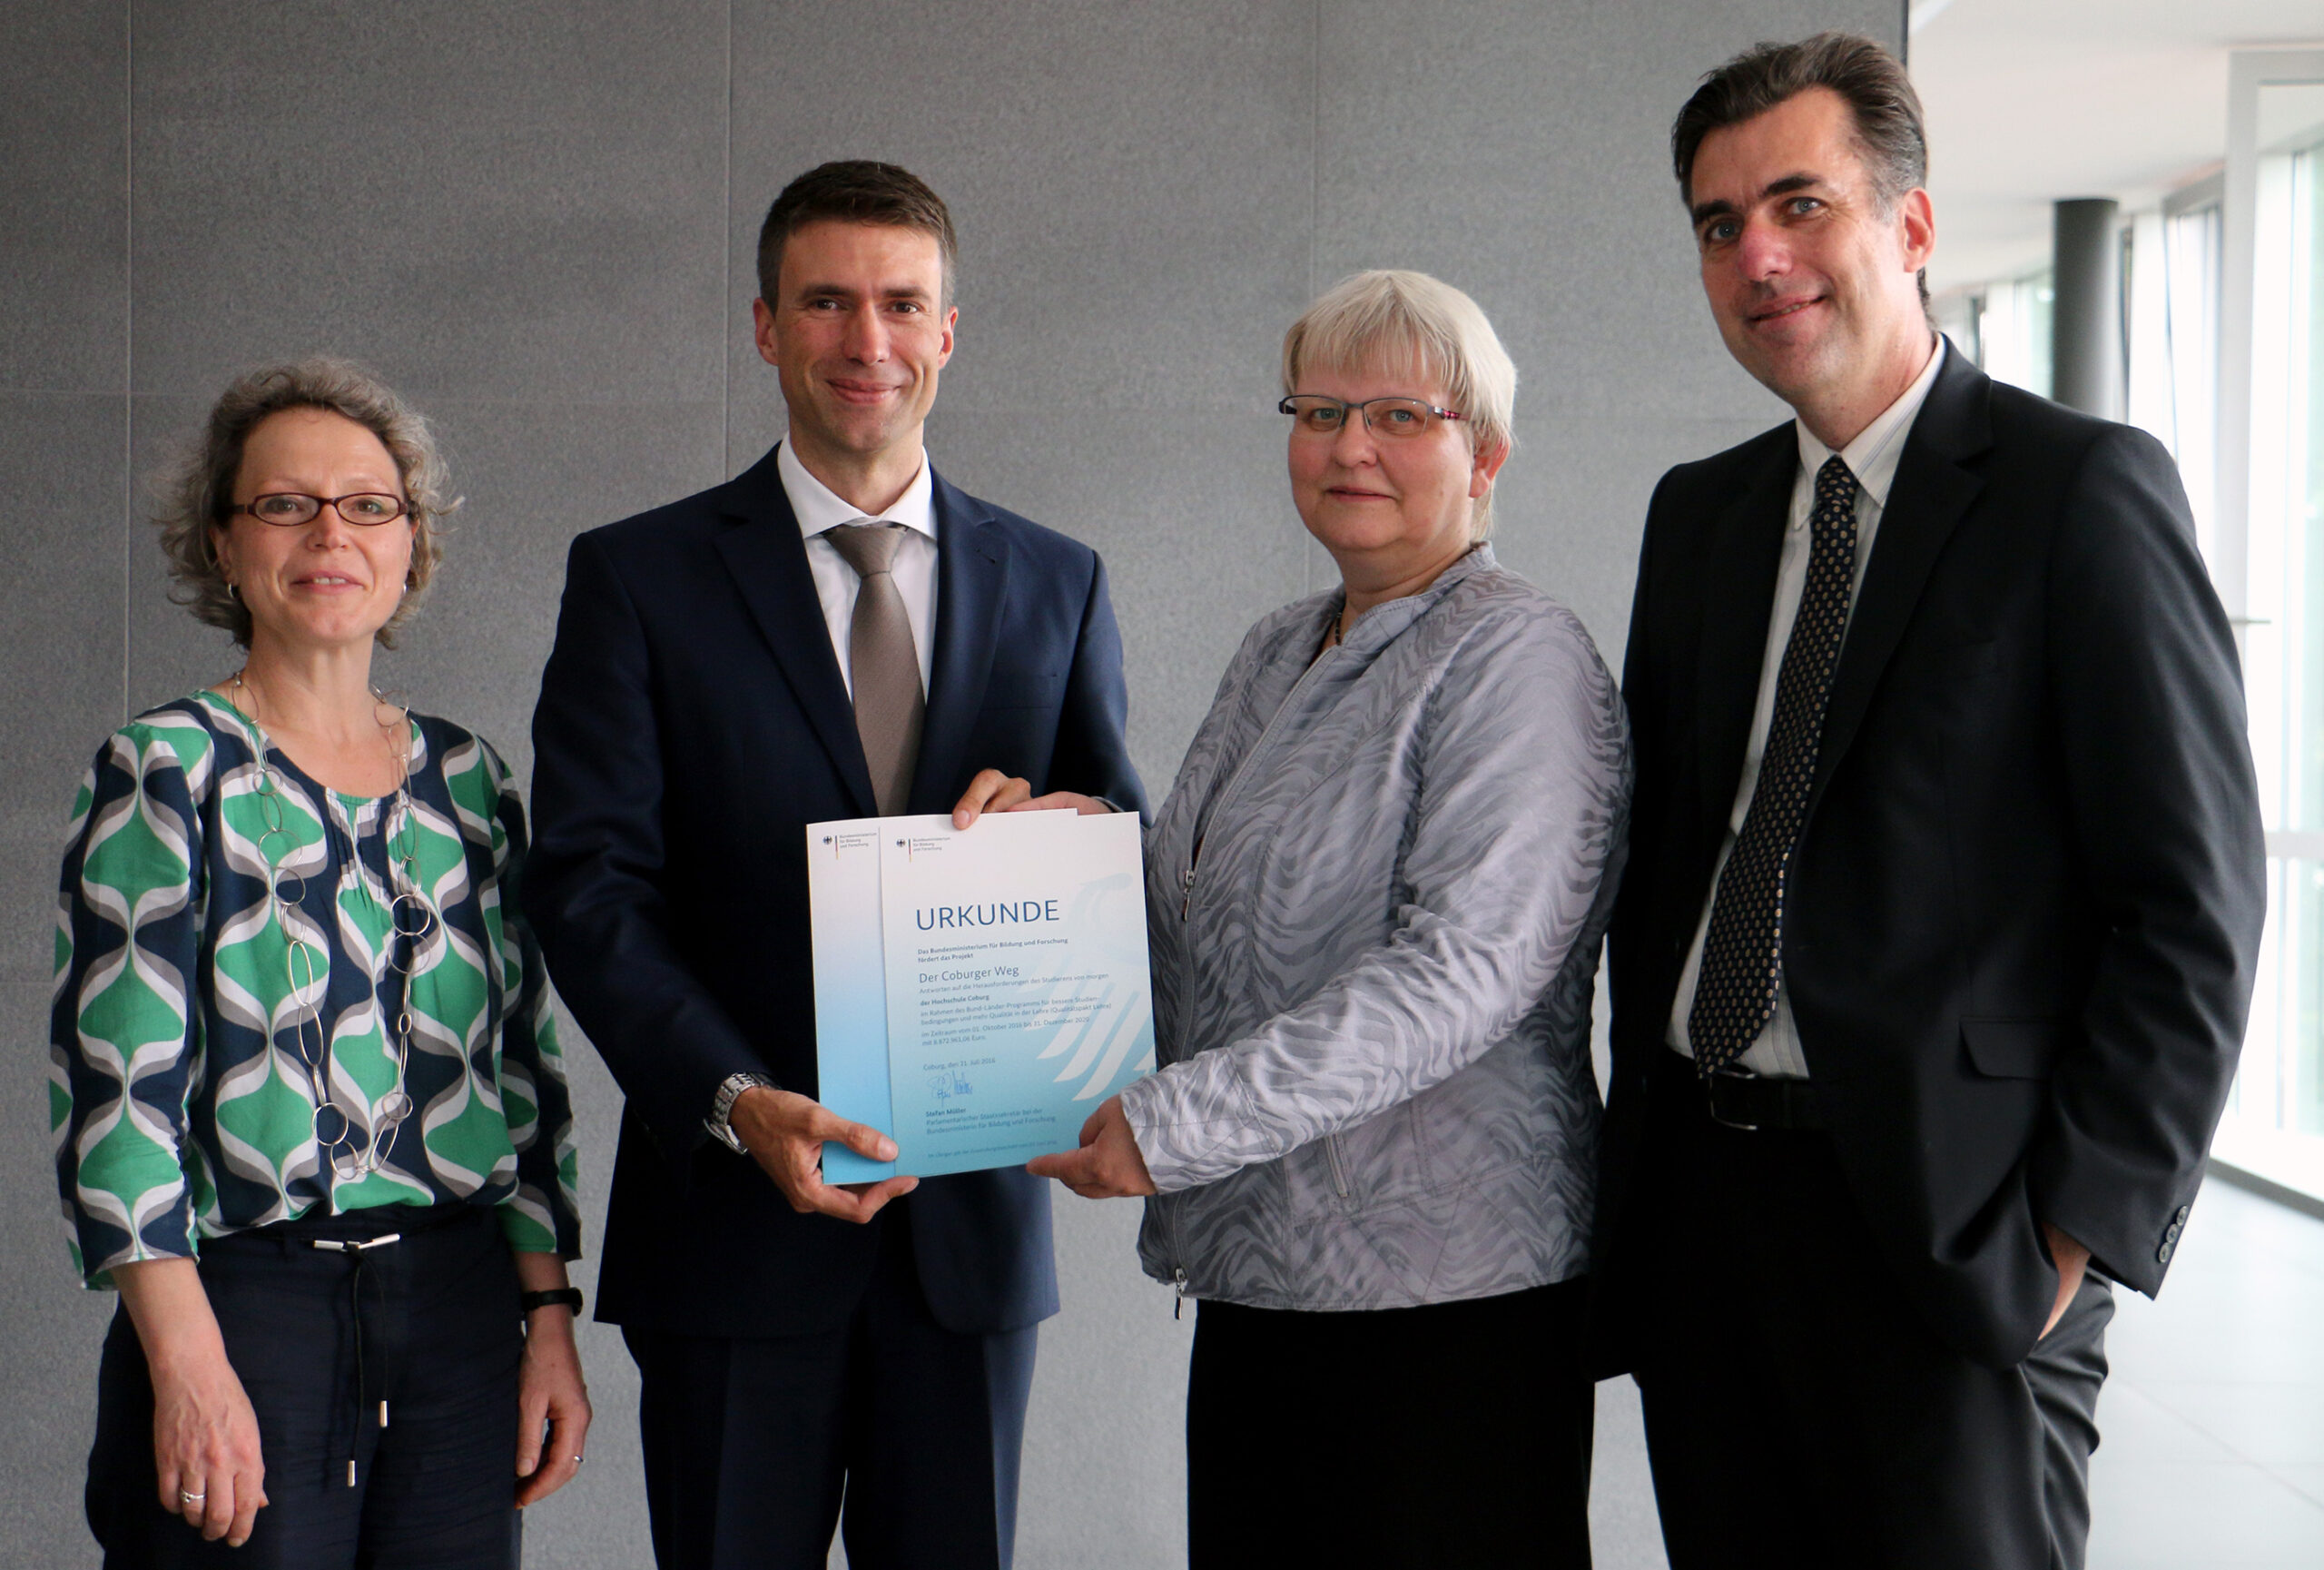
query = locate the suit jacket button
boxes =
[2157,1238,2175,1265]
[2175,1204,2191,1223]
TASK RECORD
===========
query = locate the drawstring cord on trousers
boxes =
[311,1232,401,1487]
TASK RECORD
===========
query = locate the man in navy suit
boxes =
[527,161,1145,1570]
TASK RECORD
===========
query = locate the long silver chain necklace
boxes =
[229,670,438,1183]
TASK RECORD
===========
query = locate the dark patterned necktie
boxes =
[1687,456,1859,1077]
[825,521,925,816]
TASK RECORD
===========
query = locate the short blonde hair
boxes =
[1280,270,1518,538]
[153,358,455,649]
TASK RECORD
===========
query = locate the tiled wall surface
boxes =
[0,4,1896,1565]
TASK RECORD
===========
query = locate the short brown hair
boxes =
[1670,33,1929,305]
[154,358,453,649]
[1671,32,1926,210]
[754,161,959,311]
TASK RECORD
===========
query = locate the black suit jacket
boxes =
[1597,346,2265,1371]
[527,444,1146,1338]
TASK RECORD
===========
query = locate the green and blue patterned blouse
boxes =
[50,690,581,1288]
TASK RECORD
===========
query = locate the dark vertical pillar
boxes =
[2052,197,2122,417]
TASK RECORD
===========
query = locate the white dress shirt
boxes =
[776,439,939,697]
[1668,339,1947,1078]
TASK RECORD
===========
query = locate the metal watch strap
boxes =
[707,1071,777,1153]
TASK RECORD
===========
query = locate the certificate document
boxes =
[807,809,1154,1181]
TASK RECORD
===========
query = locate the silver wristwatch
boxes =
[706,1071,778,1153]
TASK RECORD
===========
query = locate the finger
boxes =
[1028,1148,1097,1184]
[815,1115,898,1163]
[228,1476,264,1547]
[517,1425,576,1507]
[202,1477,237,1541]
[516,1395,546,1476]
[951,770,1032,828]
[791,1098,897,1161]
[809,1173,916,1223]
[1014,791,1100,815]
[950,768,1013,828]
[852,1175,917,1220]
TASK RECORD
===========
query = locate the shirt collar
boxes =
[1794,335,1946,509]
[776,439,938,542]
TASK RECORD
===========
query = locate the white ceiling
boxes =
[1909,0,2324,292]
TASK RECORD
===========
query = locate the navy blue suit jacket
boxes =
[527,444,1146,1338]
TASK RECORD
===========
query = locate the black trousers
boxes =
[1186,1278,1595,1570]
[623,1204,1038,1570]
[1632,1051,2112,1570]
[86,1203,524,1570]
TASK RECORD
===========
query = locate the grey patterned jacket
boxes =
[1119,546,1632,1311]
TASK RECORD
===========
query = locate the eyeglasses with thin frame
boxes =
[226,492,412,528]
[1278,395,1467,439]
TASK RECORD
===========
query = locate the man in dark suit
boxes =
[1595,34,2265,1569]
[527,161,1144,1570]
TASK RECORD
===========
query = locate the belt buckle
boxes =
[1705,1068,1761,1132]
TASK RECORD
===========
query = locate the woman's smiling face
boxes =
[210,408,416,656]
[1285,357,1495,583]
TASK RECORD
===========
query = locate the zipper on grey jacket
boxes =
[1172,1265,1189,1319]
[1323,1133,1352,1200]
[1181,644,1342,924]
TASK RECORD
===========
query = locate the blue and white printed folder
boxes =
[807,808,1155,1180]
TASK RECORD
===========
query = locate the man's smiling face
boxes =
[1688,85,1933,417]
[755,218,955,478]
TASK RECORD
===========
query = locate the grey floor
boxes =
[1583,1175,2324,1570]
[2083,1177,2324,1569]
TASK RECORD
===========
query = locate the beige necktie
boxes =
[825,522,926,815]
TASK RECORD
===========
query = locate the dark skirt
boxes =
[86,1201,523,1570]
[1187,1277,1595,1569]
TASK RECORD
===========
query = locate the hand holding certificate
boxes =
[808,798,1156,1181]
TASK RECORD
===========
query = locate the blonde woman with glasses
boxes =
[963,272,1630,1566]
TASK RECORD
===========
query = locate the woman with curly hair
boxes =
[52,359,589,1567]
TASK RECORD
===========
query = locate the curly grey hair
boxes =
[154,358,455,649]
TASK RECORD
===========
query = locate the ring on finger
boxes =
[180,1489,206,1506]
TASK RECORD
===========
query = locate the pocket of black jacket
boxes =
[1960,1017,2063,1079]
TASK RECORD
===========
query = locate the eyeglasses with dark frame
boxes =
[226,492,413,528]
[1277,395,1467,439]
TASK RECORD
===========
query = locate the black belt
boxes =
[1663,1050,1823,1131]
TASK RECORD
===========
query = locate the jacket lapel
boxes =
[1806,345,1993,815]
[1690,428,1798,854]
[910,470,1010,812]
[711,448,881,816]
